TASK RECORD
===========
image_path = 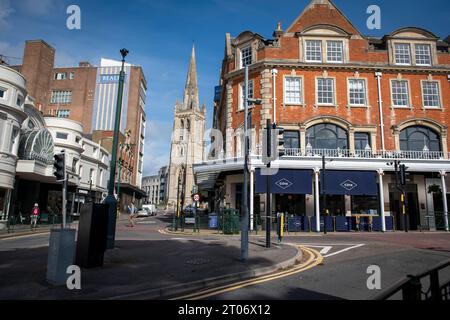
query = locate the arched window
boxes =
[400,126,441,152]
[306,124,348,150]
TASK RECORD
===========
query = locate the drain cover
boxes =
[185,258,211,265]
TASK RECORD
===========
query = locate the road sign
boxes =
[193,194,200,202]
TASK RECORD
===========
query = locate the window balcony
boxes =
[281,148,447,160]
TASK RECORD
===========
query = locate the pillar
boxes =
[440,171,449,232]
[314,169,321,233]
[378,170,386,232]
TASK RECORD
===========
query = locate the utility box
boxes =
[75,203,109,268]
[46,228,76,286]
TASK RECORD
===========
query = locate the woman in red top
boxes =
[31,203,39,230]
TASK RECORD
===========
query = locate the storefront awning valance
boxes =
[256,169,313,195]
[322,170,378,196]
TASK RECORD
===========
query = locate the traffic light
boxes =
[53,152,66,182]
[399,164,407,186]
[275,124,285,158]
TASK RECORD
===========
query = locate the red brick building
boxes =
[196,0,450,232]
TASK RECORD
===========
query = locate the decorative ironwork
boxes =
[18,129,54,164]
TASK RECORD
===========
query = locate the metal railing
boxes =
[374,259,450,300]
[282,148,446,160]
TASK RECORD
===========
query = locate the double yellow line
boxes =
[171,246,323,300]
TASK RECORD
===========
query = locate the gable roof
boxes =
[286,0,361,36]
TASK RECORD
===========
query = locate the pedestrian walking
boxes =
[128,202,137,227]
[30,203,40,230]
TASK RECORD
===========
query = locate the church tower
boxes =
[167,46,206,209]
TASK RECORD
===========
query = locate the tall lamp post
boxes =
[105,48,128,250]
[321,155,333,235]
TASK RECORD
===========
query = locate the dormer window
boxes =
[415,44,432,66]
[394,43,412,65]
[326,41,343,63]
[305,40,322,63]
[240,46,253,68]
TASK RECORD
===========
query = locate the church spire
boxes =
[182,44,200,112]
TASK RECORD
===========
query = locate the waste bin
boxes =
[335,216,353,232]
[209,214,218,229]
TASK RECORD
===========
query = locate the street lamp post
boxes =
[104,48,128,250]
[321,155,333,235]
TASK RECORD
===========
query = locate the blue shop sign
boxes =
[256,169,313,195]
[322,170,378,196]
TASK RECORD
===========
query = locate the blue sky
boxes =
[1,0,449,176]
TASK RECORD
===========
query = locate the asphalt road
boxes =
[205,233,450,300]
[1,213,449,300]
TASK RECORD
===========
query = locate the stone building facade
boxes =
[167,46,206,209]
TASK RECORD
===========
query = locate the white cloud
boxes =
[0,0,14,28]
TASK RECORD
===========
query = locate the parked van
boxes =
[142,204,157,216]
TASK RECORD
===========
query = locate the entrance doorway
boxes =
[275,194,306,215]
[389,184,421,231]
[319,195,345,216]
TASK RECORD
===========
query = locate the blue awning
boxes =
[322,170,378,196]
[256,169,313,195]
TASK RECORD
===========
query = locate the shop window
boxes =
[352,196,379,215]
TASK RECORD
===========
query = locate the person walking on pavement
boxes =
[128,202,137,227]
[30,203,40,230]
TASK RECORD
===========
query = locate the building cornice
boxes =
[223,60,450,81]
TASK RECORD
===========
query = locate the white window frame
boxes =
[239,80,254,111]
[16,93,24,107]
[240,45,253,69]
[54,72,67,80]
[415,44,432,66]
[347,78,367,107]
[0,86,7,100]
[51,90,72,104]
[316,77,336,106]
[421,80,441,109]
[391,80,411,108]
[283,76,303,105]
[69,72,75,80]
[305,40,323,63]
[394,43,412,66]
[326,40,344,63]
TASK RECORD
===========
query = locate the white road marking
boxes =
[323,244,365,258]
[319,246,333,255]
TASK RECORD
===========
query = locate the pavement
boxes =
[0,215,301,300]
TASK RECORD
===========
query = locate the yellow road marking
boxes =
[171,246,322,300]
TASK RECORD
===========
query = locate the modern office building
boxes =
[194,0,450,232]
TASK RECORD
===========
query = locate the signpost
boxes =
[193,193,200,232]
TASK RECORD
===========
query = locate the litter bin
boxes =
[209,214,218,229]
